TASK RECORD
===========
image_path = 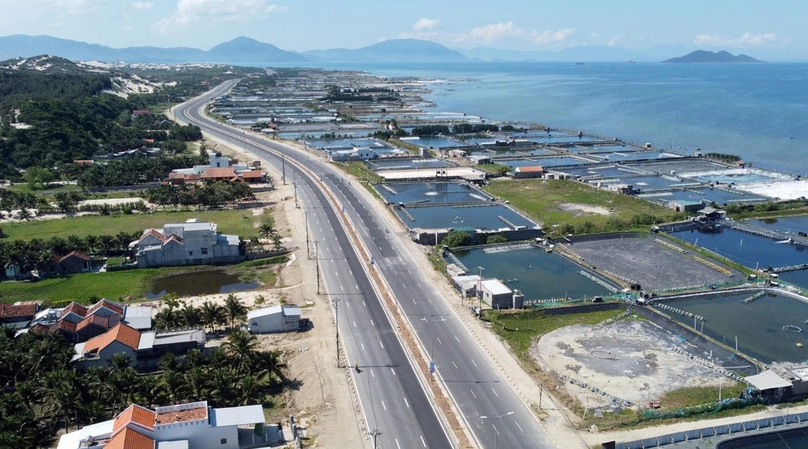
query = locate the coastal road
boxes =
[175,80,574,449]
[174,80,453,449]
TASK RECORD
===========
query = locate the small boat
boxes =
[798,343,804,348]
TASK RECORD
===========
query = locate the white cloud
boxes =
[132,1,153,10]
[42,0,106,14]
[608,35,624,47]
[529,28,576,45]
[468,21,525,44]
[154,0,288,34]
[413,18,440,32]
[694,32,777,47]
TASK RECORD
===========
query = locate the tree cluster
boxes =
[59,153,208,189]
[411,125,451,136]
[0,308,286,449]
[144,181,254,209]
[0,230,142,277]
[452,123,499,134]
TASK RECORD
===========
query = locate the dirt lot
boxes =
[533,319,733,411]
[562,234,742,290]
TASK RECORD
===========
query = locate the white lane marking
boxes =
[382,401,386,411]
[370,369,375,378]
[404,398,409,408]
[493,423,500,435]
[454,335,460,343]
[471,359,478,367]
[436,337,442,345]
[402,283,407,289]
[420,435,426,447]
[391,367,396,376]
[451,360,458,369]
[427,298,432,304]
[360,343,365,351]
[417,283,422,288]
[352,321,356,328]
[370,319,375,327]
[515,421,524,432]
[340,285,344,292]
[491,388,499,397]
[346,303,350,308]
[470,390,477,399]
[355,284,359,290]
[395,439,401,449]
[362,301,366,307]
[349,270,353,276]
[411,299,417,305]
[380,340,384,349]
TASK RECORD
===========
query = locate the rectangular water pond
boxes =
[400,136,465,149]
[686,169,789,185]
[568,144,637,154]
[559,165,637,179]
[377,181,491,205]
[626,159,727,174]
[593,175,698,191]
[669,226,808,270]
[304,137,381,149]
[396,203,536,230]
[369,159,456,171]
[639,188,768,206]
[449,246,612,301]
[592,151,680,162]
[502,156,594,168]
[661,291,808,364]
[747,216,808,235]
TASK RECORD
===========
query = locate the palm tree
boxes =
[223,294,247,329]
[84,235,100,255]
[208,367,235,407]
[223,329,258,377]
[154,307,180,330]
[178,302,202,329]
[234,374,265,406]
[40,367,82,431]
[182,365,208,402]
[98,235,115,255]
[200,301,225,333]
[252,350,287,386]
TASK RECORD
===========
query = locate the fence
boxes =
[616,409,808,449]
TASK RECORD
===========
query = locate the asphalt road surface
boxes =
[174,80,570,449]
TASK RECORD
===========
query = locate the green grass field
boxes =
[2,209,260,241]
[0,268,174,305]
[483,178,682,231]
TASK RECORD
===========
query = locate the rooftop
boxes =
[155,402,208,425]
[481,279,512,296]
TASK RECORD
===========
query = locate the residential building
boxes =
[57,401,281,449]
[168,152,267,185]
[0,301,39,329]
[26,298,152,342]
[130,219,243,268]
[247,305,305,333]
[72,323,205,370]
[511,166,545,179]
[47,251,91,276]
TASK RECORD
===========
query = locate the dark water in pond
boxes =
[718,427,808,448]
[669,227,808,270]
[662,292,808,364]
[147,271,259,298]
[450,246,612,301]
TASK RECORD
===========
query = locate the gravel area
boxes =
[562,234,741,290]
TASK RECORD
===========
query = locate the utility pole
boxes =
[281,154,286,185]
[477,266,485,318]
[314,240,320,294]
[304,212,310,259]
[332,297,340,368]
[369,429,382,449]
[421,315,447,375]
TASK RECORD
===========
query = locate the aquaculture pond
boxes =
[377,181,490,204]
[147,271,258,298]
[449,245,612,301]
[748,216,808,235]
[396,203,535,230]
[669,226,808,270]
[662,291,808,364]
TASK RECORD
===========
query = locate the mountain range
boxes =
[0,34,765,65]
[662,50,764,63]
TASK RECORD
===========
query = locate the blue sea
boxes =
[288,61,808,175]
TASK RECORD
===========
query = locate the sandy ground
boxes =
[558,202,612,216]
[533,320,732,410]
[159,138,368,448]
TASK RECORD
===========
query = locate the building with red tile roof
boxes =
[0,301,39,324]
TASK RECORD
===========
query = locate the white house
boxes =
[130,219,242,268]
[480,279,523,309]
[57,401,280,449]
[247,305,302,333]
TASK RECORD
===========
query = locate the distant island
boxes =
[663,50,764,63]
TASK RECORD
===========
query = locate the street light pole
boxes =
[420,315,447,374]
[332,297,340,368]
[314,240,320,294]
[477,266,485,318]
[480,411,514,449]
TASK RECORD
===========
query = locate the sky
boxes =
[1,0,806,60]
